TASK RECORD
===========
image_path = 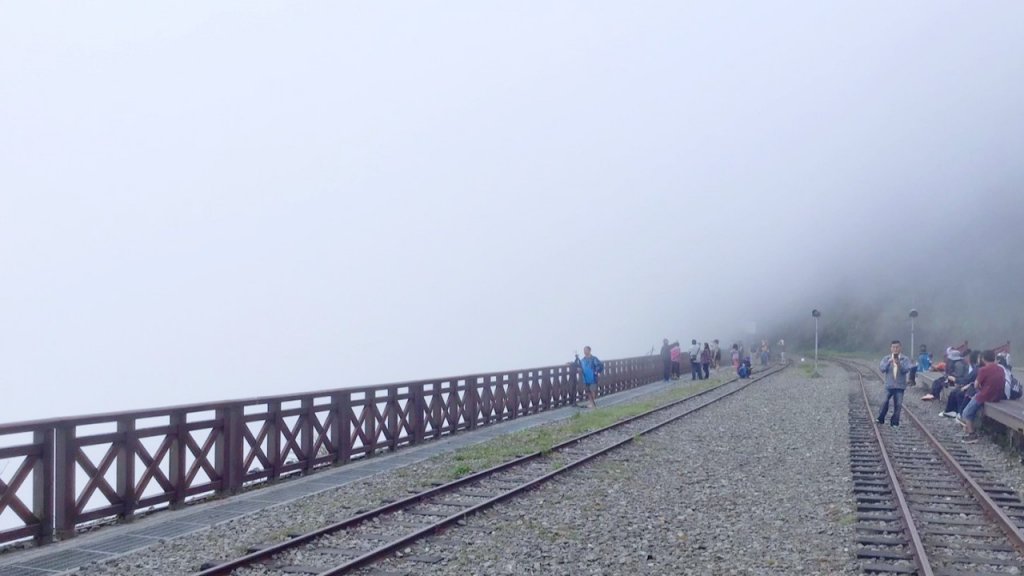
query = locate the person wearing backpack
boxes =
[998,352,1014,371]
[689,339,702,381]
[960,350,1004,443]
[999,354,1022,400]
[574,346,604,409]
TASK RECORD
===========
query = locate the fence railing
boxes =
[0,354,661,544]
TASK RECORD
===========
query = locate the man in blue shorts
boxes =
[575,346,604,409]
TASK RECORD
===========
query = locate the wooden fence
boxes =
[0,354,661,544]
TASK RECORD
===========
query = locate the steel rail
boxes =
[850,358,1024,556]
[845,359,934,576]
[196,363,788,576]
[317,362,786,576]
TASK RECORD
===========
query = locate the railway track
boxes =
[195,363,786,576]
[838,358,1024,575]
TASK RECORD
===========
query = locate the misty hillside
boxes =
[765,204,1024,356]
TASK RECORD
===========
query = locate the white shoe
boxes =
[942,411,958,418]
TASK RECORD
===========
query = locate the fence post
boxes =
[336,392,351,464]
[267,401,281,482]
[33,428,54,543]
[116,417,137,520]
[509,373,520,419]
[465,378,478,431]
[541,369,552,410]
[411,383,425,444]
[53,424,76,540]
[218,405,244,494]
[387,387,398,451]
[301,398,315,473]
[363,393,376,456]
[169,412,186,509]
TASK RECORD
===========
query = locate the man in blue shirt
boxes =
[878,340,914,427]
[918,345,932,373]
[575,346,605,408]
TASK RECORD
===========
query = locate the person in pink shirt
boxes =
[670,343,682,380]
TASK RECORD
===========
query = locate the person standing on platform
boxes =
[689,339,702,380]
[877,340,913,427]
[700,343,712,379]
[777,338,786,363]
[711,339,722,370]
[575,346,604,409]
[670,342,682,379]
[660,339,678,382]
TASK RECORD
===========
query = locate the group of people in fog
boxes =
[660,339,717,381]
[660,337,785,381]
[876,340,1015,444]
[575,334,788,410]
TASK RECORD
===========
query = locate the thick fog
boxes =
[2,2,1023,424]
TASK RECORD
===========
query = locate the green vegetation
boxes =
[438,377,722,480]
[449,463,473,478]
[800,363,823,378]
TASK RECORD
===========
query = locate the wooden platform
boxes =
[916,370,1024,440]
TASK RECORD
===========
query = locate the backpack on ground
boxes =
[1002,366,1022,400]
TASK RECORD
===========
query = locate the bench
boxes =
[916,369,1024,446]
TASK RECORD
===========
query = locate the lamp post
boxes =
[909,309,918,358]
[812,309,822,373]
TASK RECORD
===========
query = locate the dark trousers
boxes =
[877,388,904,425]
[945,388,976,414]
[944,389,963,414]
[671,361,680,378]
[702,362,710,379]
[933,375,954,397]
[663,359,672,381]
[691,360,702,380]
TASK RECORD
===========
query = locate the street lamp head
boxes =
[811,309,821,318]
[909,309,919,319]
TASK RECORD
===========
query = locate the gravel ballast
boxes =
[354,362,861,576]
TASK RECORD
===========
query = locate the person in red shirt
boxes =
[961,349,1003,443]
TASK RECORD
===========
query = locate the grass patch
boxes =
[800,363,824,378]
[450,463,473,478]
[437,377,723,480]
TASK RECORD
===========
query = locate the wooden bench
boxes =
[916,370,1024,445]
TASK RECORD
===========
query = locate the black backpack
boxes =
[1002,366,1022,400]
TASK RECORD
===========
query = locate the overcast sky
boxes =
[2,2,1023,423]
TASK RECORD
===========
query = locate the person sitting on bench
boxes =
[922,347,968,401]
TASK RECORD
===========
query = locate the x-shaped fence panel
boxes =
[0,355,662,545]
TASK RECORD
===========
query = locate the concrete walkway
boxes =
[0,373,716,576]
